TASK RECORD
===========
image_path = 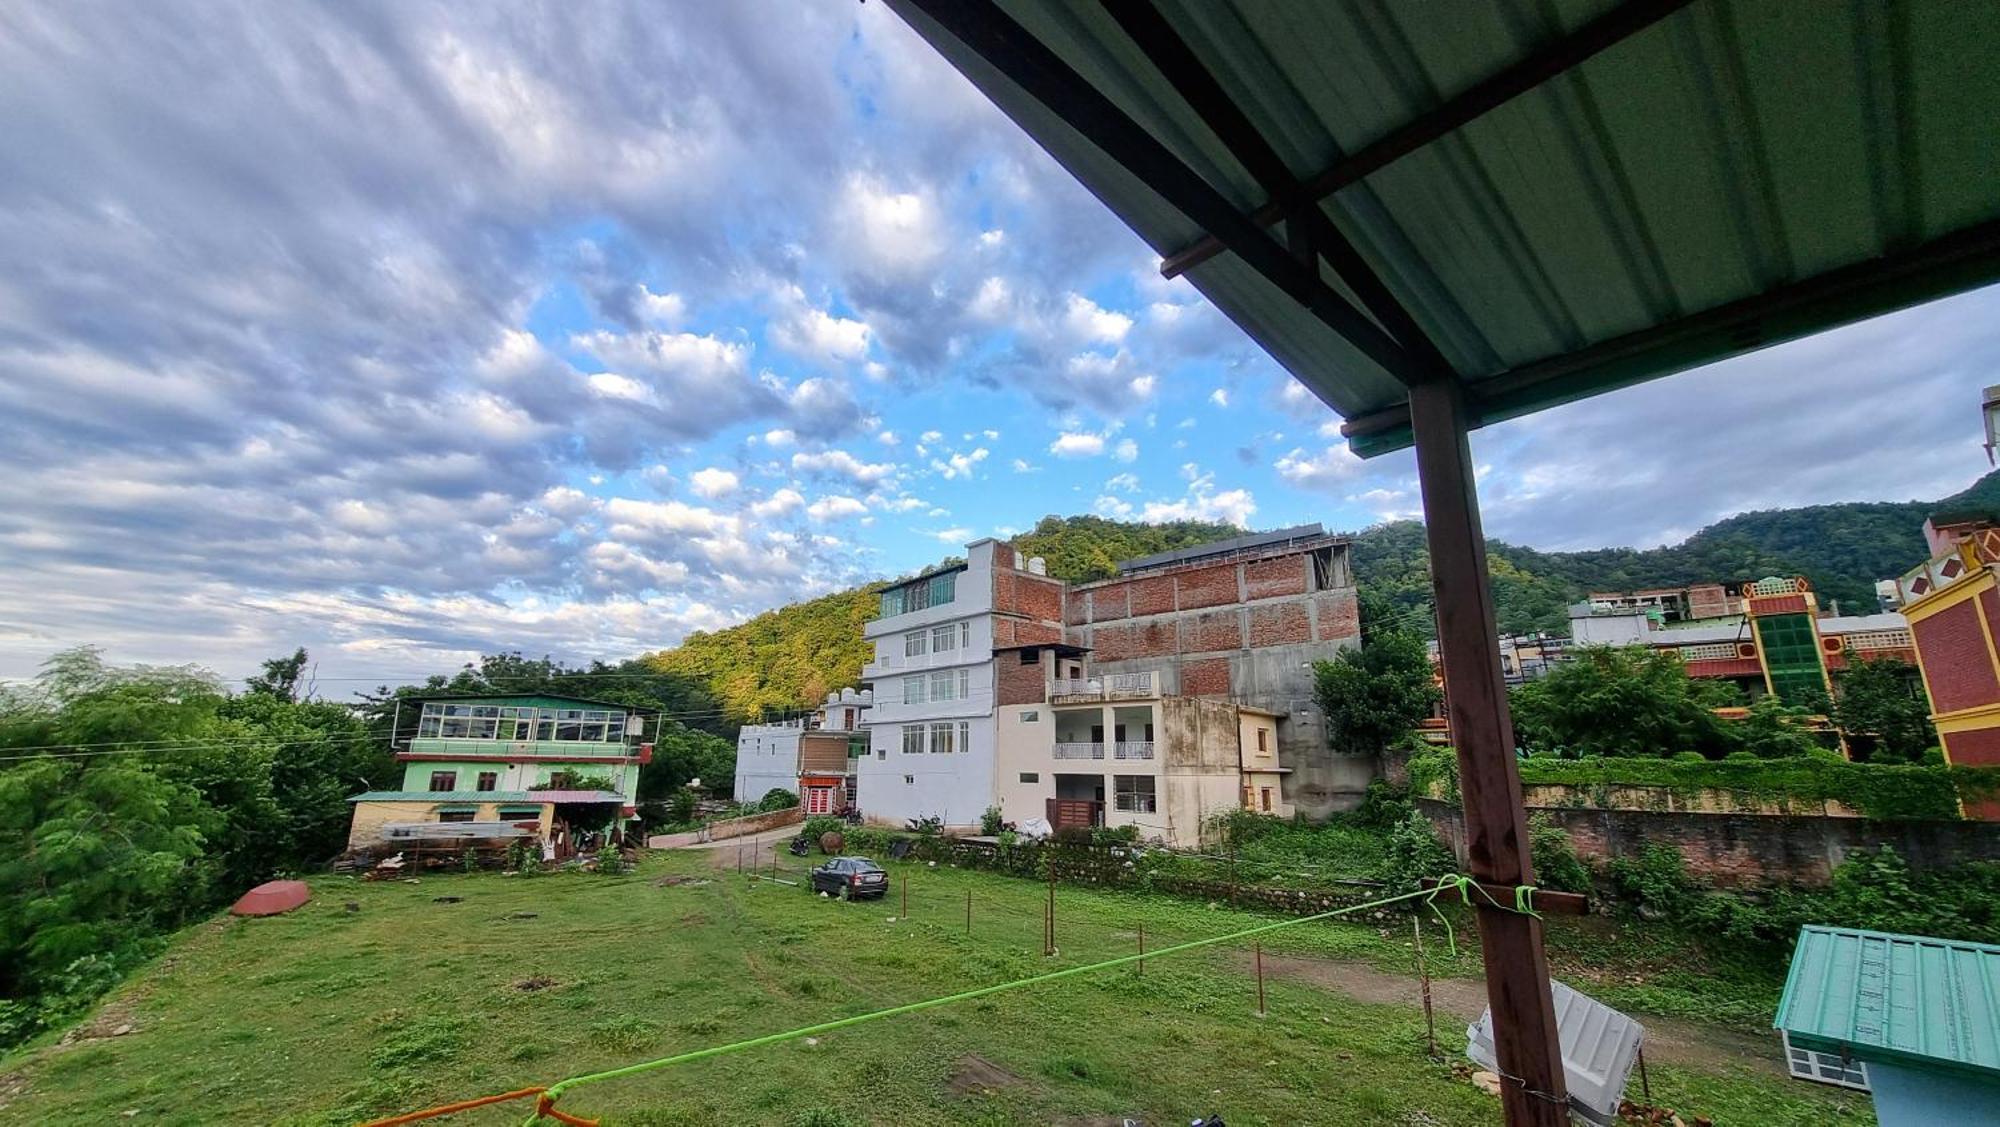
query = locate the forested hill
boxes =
[638,471,2000,725]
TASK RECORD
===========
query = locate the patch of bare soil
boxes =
[1237,952,1779,1072]
[512,976,558,992]
[947,1053,1022,1097]
[652,875,712,888]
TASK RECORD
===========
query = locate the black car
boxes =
[810,856,889,900]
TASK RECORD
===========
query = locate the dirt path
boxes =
[1237,951,1782,1073]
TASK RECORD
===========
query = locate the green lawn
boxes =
[0,849,1872,1126]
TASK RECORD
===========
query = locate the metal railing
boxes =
[1113,740,1155,760]
[1053,741,1105,760]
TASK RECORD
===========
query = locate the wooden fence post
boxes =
[1137,923,1145,976]
[965,889,972,936]
[1254,941,1266,1016]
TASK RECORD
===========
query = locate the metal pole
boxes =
[965,889,972,936]
[1636,1047,1651,1106]
[1254,942,1266,1016]
[1137,923,1145,976]
[1410,377,1567,1126]
[901,874,907,918]
[1228,843,1239,907]
[1046,866,1056,955]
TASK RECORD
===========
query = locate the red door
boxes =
[806,786,831,814]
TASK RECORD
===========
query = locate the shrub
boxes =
[1526,815,1591,894]
[801,815,845,847]
[1605,844,1690,918]
[1377,809,1455,894]
[759,788,800,812]
[979,805,1005,835]
[1350,779,1413,830]
[905,815,944,837]
[1090,824,1139,846]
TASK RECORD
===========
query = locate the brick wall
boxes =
[1914,597,2000,713]
[996,649,1048,706]
[1416,798,2000,887]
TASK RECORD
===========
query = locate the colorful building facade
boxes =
[346,693,651,852]
[1897,532,2000,819]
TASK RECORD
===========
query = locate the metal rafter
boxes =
[1159,0,1697,280]
[899,0,1427,386]
[1102,0,1453,379]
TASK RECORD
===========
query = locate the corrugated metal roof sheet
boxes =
[1775,925,2000,1078]
[889,0,2000,456]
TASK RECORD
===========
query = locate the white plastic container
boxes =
[1466,978,1644,1125]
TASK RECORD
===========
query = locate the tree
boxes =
[1510,646,1741,759]
[1832,657,1939,763]
[245,648,310,701]
[1312,629,1440,759]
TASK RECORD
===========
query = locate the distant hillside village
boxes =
[725,501,2000,846]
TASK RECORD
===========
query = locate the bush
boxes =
[1377,810,1455,893]
[758,788,800,812]
[1605,844,1690,917]
[1090,824,1139,846]
[905,815,943,837]
[663,789,696,826]
[979,805,1005,835]
[1527,815,1591,894]
[801,815,844,847]
[1350,779,1413,830]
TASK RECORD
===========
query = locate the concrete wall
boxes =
[646,805,801,848]
[347,800,552,849]
[1416,797,2000,887]
[1063,541,1366,819]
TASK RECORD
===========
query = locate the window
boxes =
[879,569,958,617]
[901,726,926,755]
[905,631,928,658]
[929,722,955,754]
[1113,775,1156,813]
[1020,709,1039,722]
[417,714,441,737]
[932,624,957,653]
[1260,787,1273,812]
[930,670,954,702]
[961,621,971,648]
[1019,772,1039,783]
[1019,648,1039,665]
[476,771,498,792]
[903,676,925,705]
[1256,727,1269,755]
[959,720,970,752]
[428,771,457,792]
[437,810,476,823]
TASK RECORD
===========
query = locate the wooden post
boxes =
[900,874,908,918]
[965,889,972,936]
[1253,942,1266,1016]
[1228,843,1239,906]
[1137,923,1145,976]
[1415,917,1438,1058]
[1409,378,1567,1126]
[1636,1047,1651,1106]
[1045,862,1057,956]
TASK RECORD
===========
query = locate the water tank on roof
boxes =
[1028,556,1047,575]
[825,692,839,705]
[840,687,858,703]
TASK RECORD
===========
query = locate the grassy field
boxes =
[0,847,1873,1126]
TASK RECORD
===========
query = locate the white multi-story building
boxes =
[732,688,872,812]
[855,539,1068,826]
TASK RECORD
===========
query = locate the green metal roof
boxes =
[889,0,2000,456]
[1774,926,2000,1078]
[348,791,539,804]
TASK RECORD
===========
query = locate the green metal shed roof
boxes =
[348,791,539,804]
[1774,926,2000,1079]
[889,0,2000,456]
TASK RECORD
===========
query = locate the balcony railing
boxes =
[1678,643,1741,662]
[1050,671,1157,701]
[1844,628,1914,652]
[1113,740,1155,760]
[1053,741,1105,760]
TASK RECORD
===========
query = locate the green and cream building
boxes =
[345,693,652,851]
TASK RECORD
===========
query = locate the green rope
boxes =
[513,872,1517,1125]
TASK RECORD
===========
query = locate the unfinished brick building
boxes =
[1060,524,1365,819]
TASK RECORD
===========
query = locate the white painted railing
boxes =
[1113,740,1155,760]
[1054,741,1105,760]
[1844,628,1913,652]
[1051,678,1095,698]
[1050,671,1157,699]
[1678,643,1740,662]
[1105,671,1155,697]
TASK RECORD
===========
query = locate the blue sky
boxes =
[0,1,1992,688]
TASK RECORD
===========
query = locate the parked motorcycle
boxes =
[787,833,811,857]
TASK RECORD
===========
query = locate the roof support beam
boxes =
[1409,377,1570,1127]
[1160,0,1695,280]
[898,0,1428,386]
[1342,215,2000,448]
[1102,0,1452,378]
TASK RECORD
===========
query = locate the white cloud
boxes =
[1092,495,1134,518]
[763,428,797,447]
[1209,388,1230,407]
[1010,458,1038,473]
[1103,472,1140,493]
[930,526,971,543]
[688,467,740,499]
[635,285,685,326]
[1061,293,1132,344]
[750,488,805,519]
[771,283,873,364]
[878,429,899,446]
[1049,431,1106,457]
[806,494,868,522]
[920,430,943,444]
[932,447,989,480]
[1141,469,1256,528]
[1113,438,1138,463]
[1274,444,1365,488]
[792,448,897,485]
